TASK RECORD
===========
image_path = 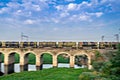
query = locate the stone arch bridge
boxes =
[0,48,99,74]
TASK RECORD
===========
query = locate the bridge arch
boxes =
[6,52,20,74]
[24,51,37,56]
[56,52,70,68]
[74,52,90,58]
[8,52,20,64]
[0,52,4,73]
[40,52,53,56]
[74,52,91,69]
[24,51,36,64]
[56,52,70,57]
[38,52,53,69]
[22,51,36,71]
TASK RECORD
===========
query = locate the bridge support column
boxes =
[4,54,14,75]
[70,55,75,68]
[4,54,9,66]
[53,55,57,68]
[36,55,43,70]
[20,55,28,72]
[88,57,92,69]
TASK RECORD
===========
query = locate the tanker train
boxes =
[0,41,118,49]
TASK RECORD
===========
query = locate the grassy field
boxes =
[0,68,90,80]
[1,53,69,64]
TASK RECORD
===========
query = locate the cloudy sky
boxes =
[0,0,120,42]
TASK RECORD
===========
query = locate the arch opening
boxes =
[57,52,70,68]
[24,53,36,71]
[40,53,53,69]
[0,52,4,76]
[6,52,20,74]
[75,54,88,68]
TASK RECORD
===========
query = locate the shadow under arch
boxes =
[57,52,70,68]
[0,52,4,76]
[23,52,36,71]
[74,53,90,68]
[5,52,20,74]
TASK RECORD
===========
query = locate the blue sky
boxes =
[0,0,120,42]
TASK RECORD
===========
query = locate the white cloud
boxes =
[95,12,103,17]
[60,12,69,17]
[24,19,35,24]
[69,14,91,22]
[51,18,59,23]
[81,1,92,6]
[0,7,9,14]
[67,3,77,10]
[79,14,90,21]
[32,5,41,11]
[6,2,20,9]
[55,5,64,11]
[69,12,103,22]
[86,12,103,18]
[77,1,92,10]
[14,10,22,15]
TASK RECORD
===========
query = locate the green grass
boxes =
[0,68,90,80]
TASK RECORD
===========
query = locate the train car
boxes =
[99,42,105,49]
[99,42,114,49]
[58,42,76,48]
[4,42,19,48]
[78,42,90,49]
[20,42,28,48]
[39,42,56,48]
[104,42,112,49]
[78,42,98,49]
[90,42,98,49]
[10,42,19,48]
[111,42,119,49]
[5,42,10,48]
[20,42,37,48]
[30,42,37,48]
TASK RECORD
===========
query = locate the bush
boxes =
[79,72,97,80]
[92,61,104,72]
[79,72,109,80]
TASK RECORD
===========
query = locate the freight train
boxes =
[0,41,118,49]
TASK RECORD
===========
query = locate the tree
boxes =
[109,44,120,80]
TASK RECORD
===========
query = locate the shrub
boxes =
[79,72,96,80]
